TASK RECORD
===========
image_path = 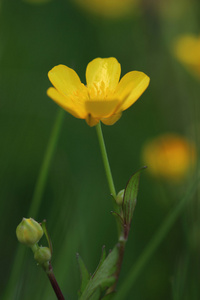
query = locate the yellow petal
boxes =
[47,87,85,119]
[115,71,150,112]
[86,57,121,97]
[85,100,119,118]
[48,64,86,96]
[101,112,122,125]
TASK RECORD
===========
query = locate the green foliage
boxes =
[122,167,146,238]
[92,246,107,278]
[79,245,119,300]
[77,254,91,296]
[41,220,53,255]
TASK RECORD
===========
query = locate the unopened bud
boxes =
[34,247,51,264]
[116,189,125,205]
[16,218,43,247]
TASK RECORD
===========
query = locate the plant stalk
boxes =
[95,122,121,237]
[3,109,65,300]
[115,176,200,300]
[47,265,65,300]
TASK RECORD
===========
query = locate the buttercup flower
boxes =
[142,134,196,182]
[174,34,200,78]
[47,57,150,126]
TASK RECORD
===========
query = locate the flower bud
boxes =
[16,218,43,247]
[34,247,51,264]
[116,189,125,205]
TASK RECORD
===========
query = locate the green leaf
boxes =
[41,220,53,255]
[86,287,101,300]
[77,253,91,296]
[79,245,119,300]
[110,211,123,227]
[122,167,146,232]
[92,246,106,278]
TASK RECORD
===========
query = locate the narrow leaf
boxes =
[77,253,91,296]
[122,167,146,228]
[92,246,106,278]
[41,220,53,255]
[87,287,101,300]
[80,244,119,300]
[110,211,124,227]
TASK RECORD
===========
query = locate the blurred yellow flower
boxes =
[174,34,200,78]
[142,134,196,182]
[73,0,137,18]
[47,57,150,127]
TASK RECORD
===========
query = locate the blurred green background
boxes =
[1,0,200,299]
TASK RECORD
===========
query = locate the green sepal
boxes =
[79,244,119,300]
[77,254,91,296]
[41,220,53,255]
[122,167,146,236]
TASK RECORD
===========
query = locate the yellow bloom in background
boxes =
[72,0,138,19]
[174,34,200,78]
[142,134,196,182]
[47,57,150,127]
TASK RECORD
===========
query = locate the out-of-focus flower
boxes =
[174,34,200,78]
[16,218,43,247]
[142,134,196,182]
[73,0,138,19]
[47,57,150,127]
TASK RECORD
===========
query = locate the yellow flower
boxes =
[47,57,150,127]
[73,0,138,18]
[174,34,200,78]
[142,134,196,182]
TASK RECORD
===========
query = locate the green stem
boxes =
[96,122,121,236]
[115,176,199,300]
[106,240,126,295]
[3,109,65,300]
[96,122,117,200]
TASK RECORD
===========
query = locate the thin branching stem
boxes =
[3,109,65,300]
